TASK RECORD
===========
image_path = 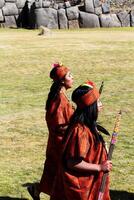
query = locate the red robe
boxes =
[39,92,74,195]
[51,123,110,200]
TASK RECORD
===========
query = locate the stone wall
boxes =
[0,0,134,28]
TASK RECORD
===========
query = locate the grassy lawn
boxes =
[0,27,134,200]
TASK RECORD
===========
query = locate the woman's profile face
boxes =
[64,71,74,89]
[97,99,103,112]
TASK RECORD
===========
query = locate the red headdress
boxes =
[50,62,69,82]
[76,81,100,109]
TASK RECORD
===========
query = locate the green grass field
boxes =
[0,28,134,200]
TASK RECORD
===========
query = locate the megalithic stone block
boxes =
[47,8,58,29]
[58,3,65,9]
[117,11,130,27]
[65,1,71,8]
[35,8,49,27]
[95,6,102,15]
[42,1,51,8]
[53,3,59,10]
[35,0,43,8]
[4,15,17,27]
[35,7,58,29]
[102,1,110,14]
[68,19,79,29]
[16,0,27,9]
[85,0,94,13]
[100,14,121,27]
[0,9,4,22]
[58,8,68,29]
[79,11,100,28]
[2,3,19,16]
[0,0,5,8]
[94,0,102,8]
[66,6,79,20]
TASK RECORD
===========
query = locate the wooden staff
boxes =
[99,81,104,94]
[97,110,122,200]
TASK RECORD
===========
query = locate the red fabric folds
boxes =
[39,92,74,195]
[51,123,110,200]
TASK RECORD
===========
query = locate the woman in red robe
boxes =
[27,63,74,200]
[51,81,112,200]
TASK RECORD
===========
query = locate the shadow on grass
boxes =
[22,182,38,188]
[0,189,132,200]
[110,190,134,200]
[0,198,27,200]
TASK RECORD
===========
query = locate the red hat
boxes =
[75,81,100,109]
[50,63,69,82]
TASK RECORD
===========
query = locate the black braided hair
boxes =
[45,81,63,111]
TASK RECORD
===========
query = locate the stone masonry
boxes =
[0,0,134,29]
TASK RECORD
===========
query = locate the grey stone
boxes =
[102,2,110,14]
[58,8,68,29]
[53,3,59,10]
[35,8,58,29]
[2,3,19,16]
[0,9,4,21]
[100,14,121,27]
[58,3,65,9]
[66,6,79,20]
[85,0,94,13]
[0,0,5,8]
[93,0,102,8]
[35,0,42,8]
[130,10,134,27]
[47,8,58,29]
[117,11,130,27]
[42,1,51,8]
[68,19,79,29]
[79,11,100,28]
[65,1,71,8]
[35,8,49,27]
[4,15,17,27]
[16,0,27,9]
[94,6,102,15]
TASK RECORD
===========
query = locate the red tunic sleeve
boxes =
[65,124,90,160]
[61,124,111,200]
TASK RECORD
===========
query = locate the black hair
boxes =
[69,85,109,142]
[46,66,67,110]
[70,102,100,140]
[72,85,90,103]
[45,81,62,111]
[50,67,57,80]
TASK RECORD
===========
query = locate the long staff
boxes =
[98,110,122,200]
[99,81,104,94]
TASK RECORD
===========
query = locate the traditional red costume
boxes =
[50,81,111,200]
[51,123,110,200]
[39,64,74,195]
